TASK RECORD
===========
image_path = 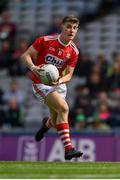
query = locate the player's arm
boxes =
[53,65,74,85]
[21,45,43,76]
[21,45,38,70]
[53,50,78,85]
[59,65,74,84]
[57,50,79,85]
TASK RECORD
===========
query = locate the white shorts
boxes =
[32,83,67,102]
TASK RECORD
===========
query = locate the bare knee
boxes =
[58,101,69,114]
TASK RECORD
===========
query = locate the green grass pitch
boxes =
[0,161,120,179]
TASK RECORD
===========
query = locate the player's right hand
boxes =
[30,65,44,78]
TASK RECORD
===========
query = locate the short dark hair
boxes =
[62,15,80,27]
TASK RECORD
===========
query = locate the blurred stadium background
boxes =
[0,0,120,162]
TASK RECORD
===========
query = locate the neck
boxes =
[59,34,71,46]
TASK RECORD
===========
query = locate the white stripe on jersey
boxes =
[44,35,59,41]
[70,42,79,55]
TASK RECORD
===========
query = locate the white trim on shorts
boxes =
[32,83,67,102]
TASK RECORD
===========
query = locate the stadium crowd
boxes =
[0,2,120,131]
[70,51,120,131]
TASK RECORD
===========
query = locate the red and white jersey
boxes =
[29,34,79,83]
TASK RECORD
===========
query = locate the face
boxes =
[61,22,79,41]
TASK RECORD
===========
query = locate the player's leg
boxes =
[35,105,58,141]
[45,91,83,160]
[49,107,57,128]
[35,106,57,141]
[35,117,50,141]
[36,83,67,130]
[32,83,53,141]
[34,83,66,141]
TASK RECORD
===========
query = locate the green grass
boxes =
[0,161,120,179]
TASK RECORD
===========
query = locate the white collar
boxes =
[58,35,71,46]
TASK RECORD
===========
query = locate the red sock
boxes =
[56,123,74,151]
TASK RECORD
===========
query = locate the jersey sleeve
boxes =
[67,51,79,67]
[32,36,44,52]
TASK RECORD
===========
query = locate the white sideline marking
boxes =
[1,164,119,170]
[1,173,120,179]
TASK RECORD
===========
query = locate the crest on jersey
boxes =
[66,53,71,59]
[58,48,64,56]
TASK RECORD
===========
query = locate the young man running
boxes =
[21,15,83,160]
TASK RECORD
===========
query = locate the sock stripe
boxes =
[64,141,71,146]
[63,138,71,143]
[60,131,69,134]
[64,143,72,147]
[56,123,73,151]
[58,129,69,134]
[60,134,69,139]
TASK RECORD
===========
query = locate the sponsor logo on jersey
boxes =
[45,54,65,68]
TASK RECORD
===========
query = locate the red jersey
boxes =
[29,34,79,83]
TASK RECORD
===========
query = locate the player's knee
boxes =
[59,102,69,114]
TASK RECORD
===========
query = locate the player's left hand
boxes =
[52,78,62,86]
